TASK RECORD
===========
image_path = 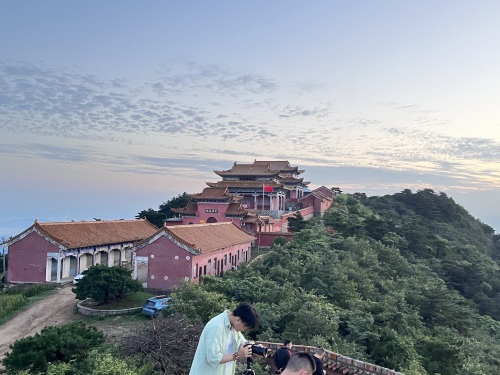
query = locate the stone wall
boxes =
[256,341,404,375]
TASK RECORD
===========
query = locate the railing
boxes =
[255,342,404,375]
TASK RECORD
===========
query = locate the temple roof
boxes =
[278,176,310,185]
[136,222,255,254]
[300,186,334,201]
[171,201,198,215]
[253,160,292,170]
[224,202,249,217]
[215,162,279,177]
[206,181,284,189]
[8,219,158,249]
[214,160,303,177]
[188,187,241,201]
[313,186,334,199]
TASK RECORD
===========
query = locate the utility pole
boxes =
[1,237,6,275]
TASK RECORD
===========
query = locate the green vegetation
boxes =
[2,321,105,373]
[135,192,190,228]
[5,189,500,374]
[0,284,56,325]
[286,211,307,232]
[72,265,143,304]
[80,291,154,310]
[168,189,500,374]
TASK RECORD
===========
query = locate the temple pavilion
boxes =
[170,160,331,235]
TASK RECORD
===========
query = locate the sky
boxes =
[1,1,500,241]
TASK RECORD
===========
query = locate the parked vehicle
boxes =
[72,269,88,285]
[142,295,171,317]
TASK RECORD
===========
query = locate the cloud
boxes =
[0,143,93,162]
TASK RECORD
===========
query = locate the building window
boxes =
[224,254,227,266]
[194,263,198,278]
[208,259,212,273]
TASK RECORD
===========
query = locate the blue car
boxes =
[142,295,171,317]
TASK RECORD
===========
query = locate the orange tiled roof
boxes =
[253,160,291,170]
[300,186,334,201]
[225,203,248,216]
[215,162,278,176]
[206,181,283,189]
[189,187,242,201]
[314,186,334,199]
[279,176,310,185]
[34,219,158,249]
[163,222,255,253]
[171,201,198,215]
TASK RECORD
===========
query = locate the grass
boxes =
[81,291,155,310]
[0,284,59,326]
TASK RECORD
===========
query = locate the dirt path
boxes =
[0,285,80,369]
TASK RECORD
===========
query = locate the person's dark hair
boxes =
[285,351,316,373]
[283,339,291,346]
[233,302,260,329]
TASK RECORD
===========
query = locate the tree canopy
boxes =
[2,322,104,373]
[166,189,500,374]
[7,188,500,375]
[72,265,142,304]
[136,193,190,228]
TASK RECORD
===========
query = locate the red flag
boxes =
[264,185,274,193]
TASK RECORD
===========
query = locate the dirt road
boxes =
[0,285,80,368]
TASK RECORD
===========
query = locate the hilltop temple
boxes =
[169,160,333,236]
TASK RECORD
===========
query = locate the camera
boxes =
[243,341,268,375]
[245,341,268,357]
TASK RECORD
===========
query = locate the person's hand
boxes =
[239,344,252,358]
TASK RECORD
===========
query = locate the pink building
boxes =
[5,220,158,284]
[299,186,334,216]
[133,222,255,291]
[169,160,335,237]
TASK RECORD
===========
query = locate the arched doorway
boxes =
[79,253,93,271]
[50,258,57,281]
[69,256,77,277]
[96,251,108,266]
[206,217,217,223]
[111,249,121,266]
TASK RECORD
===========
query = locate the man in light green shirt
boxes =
[189,302,261,375]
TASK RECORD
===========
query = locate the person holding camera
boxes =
[189,302,261,375]
[281,351,316,375]
[274,339,293,374]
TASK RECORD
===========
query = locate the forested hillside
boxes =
[171,189,500,375]
[5,189,499,375]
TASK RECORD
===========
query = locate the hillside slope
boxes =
[181,189,500,375]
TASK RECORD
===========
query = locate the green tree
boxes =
[287,211,307,232]
[72,265,142,304]
[136,193,190,228]
[272,236,287,247]
[2,321,104,373]
[170,280,230,323]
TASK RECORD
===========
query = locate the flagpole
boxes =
[262,183,264,211]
